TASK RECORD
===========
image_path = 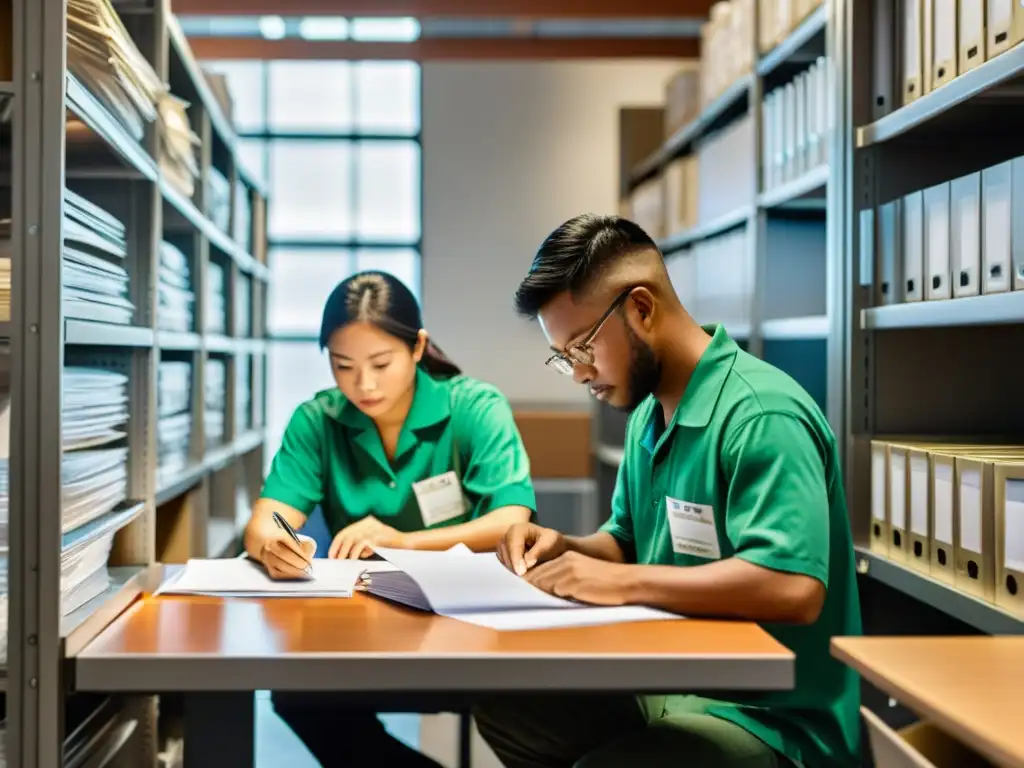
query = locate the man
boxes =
[475,214,861,768]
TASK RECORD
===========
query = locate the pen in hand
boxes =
[271,510,313,577]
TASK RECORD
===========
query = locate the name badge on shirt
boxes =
[665,496,721,560]
[413,471,468,527]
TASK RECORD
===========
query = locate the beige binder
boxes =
[1015,0,1024,45]
[958,0,987,72]
[903,0,925,104]
[987,0,1015,57]
[994,462,1024,617]
[930,0,958,88]
[871,440,891,557]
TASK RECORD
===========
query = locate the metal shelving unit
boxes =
[6,0,270,764]
[843,0,1024,651]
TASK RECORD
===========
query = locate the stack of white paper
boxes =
[156,556,400,598]
[63,367,129,451]
[157,360,192,484]
[67,0,165,142]
[157,241,195,333]
[62,448,129,534]
[205,262,227,334]
[63,189,134,326]
[235,359,252,433]
[370,547,681,631]
[206,167,231,234]
[158,93,201,199]
[205,357,226,446]
[233,178,252,251]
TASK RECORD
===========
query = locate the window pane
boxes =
[268,249,355,335]
[267,341,337,470]
[269,140,353,239]
[236,138,267,186]
[354,248,421,304]
[355,141,420,242]
[355,62,420,135]
[201,60,265,132]
[267,61,353,132]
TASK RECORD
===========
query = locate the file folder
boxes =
[878,200,903,305]
[950,172,981,298]
[987,0,1014,57]
[994,462,1024,617]
[903,190,925,302]
[907,447,932,574]
[982,161,1013,294]
[930,0,958,87]
[923,182,952,300]
[930,452,957,584]
[1015,0,1024,45]
[958,0,986,72]
[888,445,910,563]
[1013,156,1024,290]
[871,440,890,556]
[902,0,925,103]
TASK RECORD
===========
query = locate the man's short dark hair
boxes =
[513,214,660,319]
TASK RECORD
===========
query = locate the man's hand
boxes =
[329,515,407,559]
[524,551,632,606]
[497,522,567,575]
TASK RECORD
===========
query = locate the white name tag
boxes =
[413,471,467,527]
[665,496,721,560]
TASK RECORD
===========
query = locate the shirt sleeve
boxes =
[260,402,325,515]
[721,412,830,587]
[599,453,635,555]
[457,389,537,516]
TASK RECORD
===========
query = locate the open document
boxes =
[369,547,681,631]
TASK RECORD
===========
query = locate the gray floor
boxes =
[254,691,421,767]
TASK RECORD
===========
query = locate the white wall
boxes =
[422,60,683,405]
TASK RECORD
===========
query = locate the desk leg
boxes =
[183,692,255,768]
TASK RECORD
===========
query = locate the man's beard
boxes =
[617,324,661,412]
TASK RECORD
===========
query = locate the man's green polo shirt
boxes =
[601,324,861,767]
[260,368,537,534]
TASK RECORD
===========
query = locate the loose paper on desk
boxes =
[369,547,680,631]
[156,548,400,598]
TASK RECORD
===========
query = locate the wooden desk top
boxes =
[832,636,1024,768]
[74,590,794,694]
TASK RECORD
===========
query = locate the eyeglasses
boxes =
[545,289,633,375]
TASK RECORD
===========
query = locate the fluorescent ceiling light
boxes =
[350,17,420,42]
[258,15,287,40]
[298,17,350,40]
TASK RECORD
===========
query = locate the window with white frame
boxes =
[202,58,422,466]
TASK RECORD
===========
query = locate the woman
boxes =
[245,271,535,766]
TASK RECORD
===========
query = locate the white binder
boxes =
[950,172,981,298]
[903,190,925,302]
[981,161,1013,294]
[923,183,952,300]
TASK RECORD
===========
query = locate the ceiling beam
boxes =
[187,36,700,59]
[173,0,714,18]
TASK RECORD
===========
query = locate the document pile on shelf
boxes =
[63,189,134,325]
[235,273,252,337]
[234,178,252,250]
[206,166,231,233]
[62,365,133,612]
[205,357,226,446]
[67,0,165,141]
[367,547,681,631]
[205,261,227,334]
[157,360,192,485]
[158,94,201,198]
[157,241,195,333]
[0,387,10,664]
[0,219,10,324]
[235,358,252,433]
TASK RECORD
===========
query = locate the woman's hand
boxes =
[259,530,316,579]
[328,515,408,559]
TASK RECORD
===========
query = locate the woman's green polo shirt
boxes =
[260,368,537,534]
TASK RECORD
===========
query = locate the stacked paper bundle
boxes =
[158,94,201,198]
[235,358,252,433]
[205,357,226,446]
[157,241,195,333]
[206,166,231,233]
[233,178,252,250]
[205,261,227,334]
[64,189,134,325]
[0,219,10,323]
[59,366,131,616]
[157,360,192,485]
[235,274,251,337]
[67,0,165,141]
